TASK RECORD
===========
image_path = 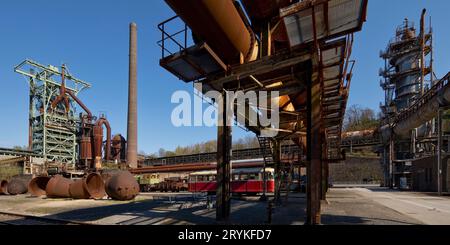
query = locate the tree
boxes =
[344,105,380,132]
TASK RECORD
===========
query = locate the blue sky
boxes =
[0,0,449,154]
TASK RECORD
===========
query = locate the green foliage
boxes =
[344,105,380,132]
[155,135,260,157]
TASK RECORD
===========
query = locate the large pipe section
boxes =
[127,22,138,169]
[0,180,8,195]
[165,0,259,64]
[7,175,32,195]
[382,73,450,140]
[69,173,106,199]
[28,176,51,197]
[45,175,74,198]
[105,170,139,201]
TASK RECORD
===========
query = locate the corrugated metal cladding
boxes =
[283,0,363,47]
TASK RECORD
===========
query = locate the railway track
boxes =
[0,211,93,225]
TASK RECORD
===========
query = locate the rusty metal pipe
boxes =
[127,22,138,168]
[105,171,139,201]
[28,176,51,197]
[51,65,70,113]
[7,175,32,195]
[69,173,106,199]
[96,118,112,161]
[0,180,8,195]
[392,74,450,137]
[45,175,74,198]
[66,90,92,119]
[165,0,258,64]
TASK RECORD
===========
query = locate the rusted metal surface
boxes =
[69,173,106,199]
[216,91,232,221]
[105,171,139,201]
[127,22,138,169]
[50,64,70,114]
[45,175,73,198]
[241,0,292,22]
[79,136,92,163]
[95,118,111,162]
[165,0,258,64]
[7,175,32,195]
[28,176,51,197]
[0,180,8,195]
[112,134,126,162]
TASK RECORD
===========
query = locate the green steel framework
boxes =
[14,59,91,165]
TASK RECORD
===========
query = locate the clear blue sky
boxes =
[0,0,449,154]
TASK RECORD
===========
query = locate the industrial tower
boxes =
[379,10,434,188]
[14,60,91,166]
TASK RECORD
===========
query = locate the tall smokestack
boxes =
[127,22,138,168]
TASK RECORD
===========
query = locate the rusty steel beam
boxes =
[127,22,138,169]
[306,55,322,225]
[216,91,232,222]
[130,160,305,175]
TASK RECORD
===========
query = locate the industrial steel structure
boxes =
[378,10,450,193]
[14,59,119,172]
[14,60,91,165]
[158,0,368,224]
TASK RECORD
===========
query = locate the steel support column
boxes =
[216,91,232,221]
[273,140,282,204]
[437,109,442,195]
[389,139,394,189]
[306,61,322,225]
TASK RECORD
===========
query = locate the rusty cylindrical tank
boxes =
[45,175,74,198]
[7,175,32,195]
[165,0,258,64]
[69,173,106,199]
[105,171,139,201]
[127,22,138,169]
[79,136,93,163]
[28,176,51,197]
[0,180,8,195]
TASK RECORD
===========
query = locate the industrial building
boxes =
[378,9,450,194]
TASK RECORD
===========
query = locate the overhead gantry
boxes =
[158,0,368,224]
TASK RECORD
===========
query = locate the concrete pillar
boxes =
[216,91,232,221]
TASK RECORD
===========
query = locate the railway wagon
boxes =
[188,167,275,195]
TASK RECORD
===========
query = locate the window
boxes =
[248,174,258,180]
[240,174,248,181]
[190,176,196,183]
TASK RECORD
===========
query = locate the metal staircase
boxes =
[257,137,276,167]
[258,137,296,205]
